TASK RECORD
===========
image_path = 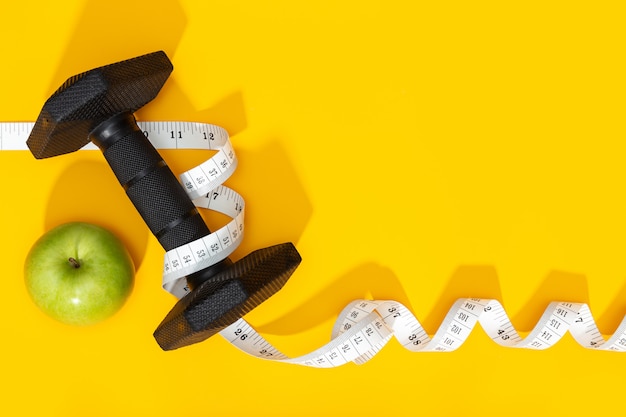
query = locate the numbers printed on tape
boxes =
[223,298,626,367]
[162,185,245,297]
[5,121,626,367]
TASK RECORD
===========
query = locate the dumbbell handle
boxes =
[90,111,231,288]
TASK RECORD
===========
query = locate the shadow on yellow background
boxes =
[423,267,590,334]
[513,270,590,331]
[232,142,313,251]
[601,282,626,333]
[47,1,187,94]
[256,262,625,338]
[256,263,412,335]
[422,265,503,334]
[5,1,626,416]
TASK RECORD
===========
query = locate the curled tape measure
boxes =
[4,121,626,367]
[224,299,626,367]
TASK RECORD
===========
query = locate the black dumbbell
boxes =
[27,51,301,350]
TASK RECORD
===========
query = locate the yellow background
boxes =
[1,0,626,415]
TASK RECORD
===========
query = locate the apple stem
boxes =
[68,257,80,269]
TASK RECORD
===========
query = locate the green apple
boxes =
[24,222,134,326]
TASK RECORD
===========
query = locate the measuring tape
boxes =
[224,298,626,366]
[4,121,626,366]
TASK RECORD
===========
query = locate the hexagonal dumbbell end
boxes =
[154,242,302,350]
[27,51,173,159]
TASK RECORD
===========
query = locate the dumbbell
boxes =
[26,51,301,350]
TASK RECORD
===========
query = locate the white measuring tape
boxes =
[225,298,626,367]
[4,121,626,366]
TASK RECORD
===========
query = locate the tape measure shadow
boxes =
[254,262,412,336]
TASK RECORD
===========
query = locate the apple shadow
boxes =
[44,159,150,272]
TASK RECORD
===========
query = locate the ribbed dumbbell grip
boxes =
[91,112,211,251]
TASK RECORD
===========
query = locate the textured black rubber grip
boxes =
[90,112,210,251]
